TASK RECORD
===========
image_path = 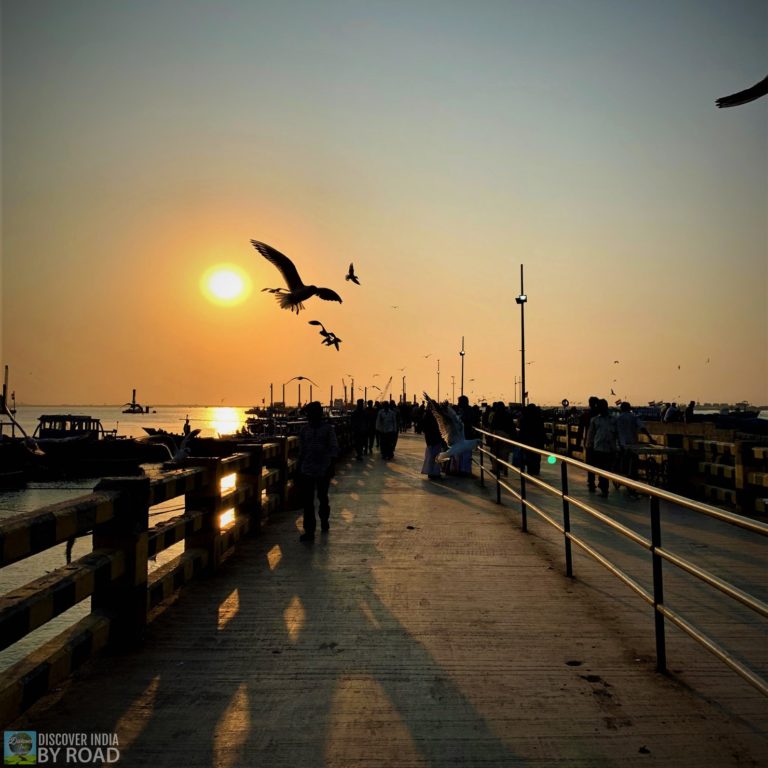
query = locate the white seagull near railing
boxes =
[423,392,480,462]
[251,239,342,314]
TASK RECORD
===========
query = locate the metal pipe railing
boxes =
[474,426,767,696]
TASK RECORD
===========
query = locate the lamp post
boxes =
[347,374,355,404]
[451,375,455,403]
[459,336,465,397]
[402,376,406,404]
[515,264,528,406]
[270,383,274,408]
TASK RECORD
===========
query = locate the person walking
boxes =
[350,399,368,461]
[576,396,600,491]
[518,403,546,476]
[298,402,338,542]
[586,399,618,497]
[375,400,398,460]
[365,400,377,455]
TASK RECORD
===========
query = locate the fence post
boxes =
[237,444,266,534]
[561,461,573,577]
[92,476,150,644]
[520,470,528,533]
[184,457,224,573]
[650,495,667,673]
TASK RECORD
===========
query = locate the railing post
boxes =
[92,476,150,644]
[561,460,573,577]
[237,444,266,534]
[184,457,224,573]
[479,436,485,487]
[650,495,667,674]
[520,469,528,533]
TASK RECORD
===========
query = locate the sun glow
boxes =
[201,264,251,305]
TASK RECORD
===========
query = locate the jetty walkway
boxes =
[9,433,767,767]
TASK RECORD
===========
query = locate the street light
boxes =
[347,374,355,404]
[459,336,465,397]
[515,264,527,406]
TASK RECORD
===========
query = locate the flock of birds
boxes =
[251,239,358,352]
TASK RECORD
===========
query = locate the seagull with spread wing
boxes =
[251,239,342,314]
[345,263,360,284]
[716,75,768,108]
[423,392,480,462]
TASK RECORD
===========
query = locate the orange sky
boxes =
[2,1,766,407]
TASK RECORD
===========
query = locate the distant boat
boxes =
[123,388,149,414]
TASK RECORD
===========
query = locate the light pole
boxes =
[451,375,455,403]
[515,264,528,406]
[347,374,355,404]
[270,383,274,408]
[402,376,406,403]
[459,336,465,397]
[437,359,441,401]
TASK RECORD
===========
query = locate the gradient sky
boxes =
[2,0,766,407]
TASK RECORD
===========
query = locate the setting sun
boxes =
[201,264,252,306]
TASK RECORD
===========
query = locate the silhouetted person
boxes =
[451,395,476,476]
[298,402,338,542]
[365,400,377,454]
[519,403,546,476]
[489,401,516,475]
[183,416,191,437]
[577,396,600,491]
[616,401,655,496]
[684,400,696,423]
[586,399,618,497]
[375,400,398,460]
[420,403,445,480]
[350,399,367,460]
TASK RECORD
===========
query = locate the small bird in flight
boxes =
[391,305,399,309]
[424,354,432,359]
[308,320,342,351]
[610,388,616,396]
[251,239,342,314]
[716,75,768,108]
[345,263,360,284]
[613,360,620,364]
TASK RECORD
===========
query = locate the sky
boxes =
[1,0,766,407]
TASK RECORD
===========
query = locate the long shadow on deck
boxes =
[18,436,527,767]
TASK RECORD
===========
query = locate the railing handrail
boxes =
[475,426,768,535]
[474,427,768,697]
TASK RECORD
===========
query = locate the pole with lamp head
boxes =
[515,264,527,406]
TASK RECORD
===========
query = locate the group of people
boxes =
[297,393,657,542]
[577,396,655,498]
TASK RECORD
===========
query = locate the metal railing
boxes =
[474,427,768,696]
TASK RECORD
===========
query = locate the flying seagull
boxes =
[716,75,768,108]
[155,428,201,468]
[345,263,360,284]
[423,392,480,462]
[322,333,342,351]
[251,239,342,314]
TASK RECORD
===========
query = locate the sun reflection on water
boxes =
[207,407,245,437]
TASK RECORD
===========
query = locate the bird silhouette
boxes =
[423,392,480,462]
[611,388,616,396]
[322,333,342,351]
[424,354,432,359]
[251,240,342,314]
[159,429,201,467]
[613,360,620,364]
[345,263,360,284]
[716,75,768,108]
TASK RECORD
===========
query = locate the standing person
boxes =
[518,403,546,476]
[684,400,696,423]
[183,416,191,437]
[420,402,445,480]
[375,400,398,460]
[576,396,600,492]
[586,399,618,497]
[489,401,516,475]
[365,400,377,455]
[452,395,476,476]
[298,402,338,542]
[616,401,656,496]
[350,399,368,461]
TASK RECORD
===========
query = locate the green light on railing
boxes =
[547,455,557,465]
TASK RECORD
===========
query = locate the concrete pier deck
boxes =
[12,433,767,767]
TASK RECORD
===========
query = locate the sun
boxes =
[201,264,252,306]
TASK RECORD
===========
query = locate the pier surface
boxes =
[13,433,767,767]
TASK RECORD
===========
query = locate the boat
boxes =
[25,414,170,477]
[123,388,149,414]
